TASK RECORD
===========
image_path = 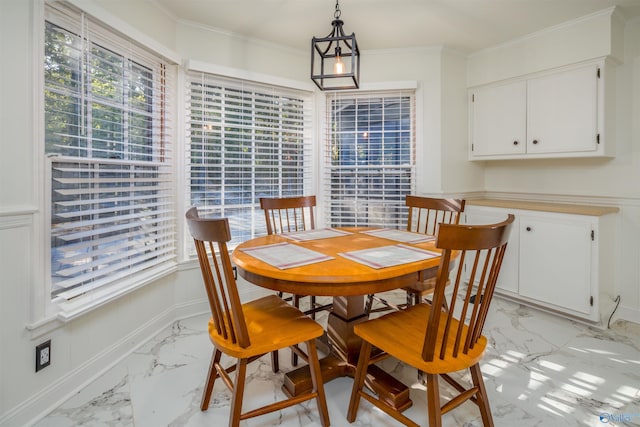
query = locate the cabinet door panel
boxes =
[527,65,598,154]
[470,81,526,157]
[464,210,519,294]
[518,214,592,314]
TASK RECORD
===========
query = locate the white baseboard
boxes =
[4,290,300,427]
[3,307,178,427]
[612,306,640,326]
[174,299,209,321]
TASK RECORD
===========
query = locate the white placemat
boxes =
[361,228,436,244]
[283,228,352,242]
[339,244,439,269]
[240,242,333,269]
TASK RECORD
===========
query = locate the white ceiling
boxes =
[154,0,640,53]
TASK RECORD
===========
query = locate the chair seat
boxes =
[209,294,325,359]
[353,303,487,374]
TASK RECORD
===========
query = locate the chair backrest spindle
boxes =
[260,196,316,235]
[422,215,514,363]
[406,195,465,236]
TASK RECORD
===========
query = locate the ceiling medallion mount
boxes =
[311,0,360,91]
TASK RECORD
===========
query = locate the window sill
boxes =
[26,263,178,339]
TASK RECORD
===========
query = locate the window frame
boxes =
[33,1,180,324]
[184,69,315,254]
[321,89,416,229]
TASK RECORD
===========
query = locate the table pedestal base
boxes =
[282,296,412,412]
[282,354,412,412]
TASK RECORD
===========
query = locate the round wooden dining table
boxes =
[232,227,443,412]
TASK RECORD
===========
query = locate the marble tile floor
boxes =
[34,294,640,427]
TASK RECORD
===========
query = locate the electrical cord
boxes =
[607,295,621,329]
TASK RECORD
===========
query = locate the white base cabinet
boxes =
[463,200,618,324]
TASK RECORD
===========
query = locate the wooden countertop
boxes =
[467,199,619,216]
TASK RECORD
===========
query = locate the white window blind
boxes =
[45,3,175,300]
[186,72,313,248]
[323,91,415,228]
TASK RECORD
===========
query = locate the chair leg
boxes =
[365,294,400,315]
[470,364,495,427]
[291,295,302,367]
[310,296,317,320]
[426,373,442,427]
[201,348,221,410]
[307,339,330,427]
[347,341,372,422]
[229,358,248,427]
[271,350,279,373]
[364,294,374,316]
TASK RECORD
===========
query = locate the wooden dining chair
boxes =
[347,214,514,427]
[365,196,466,314]
[260,196,333,366]
[260,196,333,318]
[186,207,330,427]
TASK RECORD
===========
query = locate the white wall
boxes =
[4,1,637,425]
[361,47,460,195]
[176,20,308,83]
[467,9,640,322]
[175,21,467,195]
[467,8,625,87]
[0,1,469,425]
[441,49,484,194]
[1,0,41,422]
[0,1,183,426]
[14,0,637,425]
[92,0,178,51]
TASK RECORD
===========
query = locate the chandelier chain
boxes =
[334,0,341,19]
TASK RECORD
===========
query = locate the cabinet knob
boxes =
[532,139,539,145]
[513,140,518,145]
[526,226,532,232]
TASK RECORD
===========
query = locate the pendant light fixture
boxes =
[311,0,360,91]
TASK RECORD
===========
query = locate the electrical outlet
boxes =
[35,340,51,372]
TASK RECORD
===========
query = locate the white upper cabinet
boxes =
[469,60,613,160]
[470,81,526,156]
[526,64,598,154]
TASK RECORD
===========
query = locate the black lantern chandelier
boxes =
[311,0,360,91]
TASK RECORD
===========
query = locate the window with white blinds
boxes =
[323,91,415,228]
[44,3,175,301]
[186,72,313,249]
